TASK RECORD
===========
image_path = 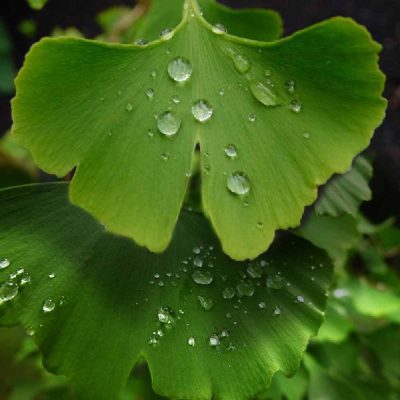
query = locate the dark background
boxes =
[1,0,399,222]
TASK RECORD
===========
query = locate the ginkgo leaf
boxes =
[134,0,283,42]
[27,0,49,10]
[12,0,386,260]
[315,156,373,217]
[0,183,332,400]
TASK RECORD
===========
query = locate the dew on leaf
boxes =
[0,258,10,270]
[42,299,56,313]
[247,264,263,279]
[209,334,221,347]
[158,306,176,325]
[257,222,264,229]
[285,80,296,93]
[157,111,181,136]
[148,335,159,347]
[126,103,134,112]
[197,295,214,311]
[192,100,213,122]
[135,38,148,46]
[168,57,192,82]
[212,23,227,34]
[250,81,278,106]
[219,88,225,96]
[273,306,282,316]
[147,129,154,138]
[160,28,174,40]
[150,69,157,78]
[236,280,255,297]
[193,247,201,255]
[266,273,285,290]
[220,329,230,338]
[145,88,155,99]
[48,272,55,279]
[20,272,31,286]
[0,282,18,302]
[248,113,257,122]
[227,172,251,195]
[222,287,235,299]
[193,256,203,268]
[224,144,238,159]
[295,295,305,304]
[303,132,310,139]
[26,327,36,336]
[161,153,170,162]
[188,337,196,347]
[171,95,180,104]
[289,99,302,113]
[264,69,272,77]
[191,270,213,285]
[233,54,251,74]
[258,301,267,309]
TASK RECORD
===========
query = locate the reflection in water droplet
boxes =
[197,295,214,311]
[233,54,251,74]
[191,270,213,285]
[42,299,56,313]
[168,57,193,82]
[289,100,302,113]
[227,172,251,195]
[224,144,238,159]
[0,282,18,302]
[0,259,10,270]
[157,112,181,136]
[212,23,227,34]
[20,272,31,286]
[49,272,55,279]
[250,81,277,106]
[192,100,213,122]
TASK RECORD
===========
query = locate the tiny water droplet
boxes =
[233,54,251,74]
[160,28,174,40]
[248,113,256,122]
[161,152,170,162]
[285,80,296,93]
[236,280,255,297]
[219,88,225,96]
[126,103,134,112]
[264,69,272,77]
[147,129,154,138]
[197,295,214,311]
[266,274,285,290]
[42,299,56,313]
[258,301,267,309]
[150,69,157,78]
[192,100,213,122]
[171,95,180,104]
[145,88,155,99]
[157,111,181,136]
[20,272,31,286]
[257,222,264,229]
[193,256,203,268]
[193,247,201,255]
[222,287,235,299]
[0,259,10,270]
[295,295,305,303]
[303,132,310,140]
[273,306,282,316]
[48,272,55,279]
[209,334,221,347]
[168,57,192,82]
[148,336,159,347]
[247,264,263,279]
[224,144,238,159]
[188,337,196,346]
[0,282,18,302]
[135,38,148,46]
[289,100,302,113]
[158,306,176,325]
[26,327,35,336]
[250,81,278,107]
[191,270,213,285]
[212,23,227,34]
[227,172,251,195]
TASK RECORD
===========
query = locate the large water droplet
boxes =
[227,172,251,195]
[250,81,277,106]
[212,23,227,35]
[0,282,18,302]
[236,280,255,297]
[192,100,213,122]
[289,100,302,113]
[0,259,10,270]
[42,299,56,313]
[222,287,235,299]
[191,270,213,285]
[197,295,214,311]
[224,144,238,159]
[168,57,193,82]
[233,54,251,74]
[158,306,176,325]
[157,111,181,137]
[266,274,285,290]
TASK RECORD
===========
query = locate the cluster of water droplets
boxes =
[0,259,31,304]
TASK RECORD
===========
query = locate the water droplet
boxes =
[192,100,213,122]
[193,247,201,255]
[157,111,181,137]
[212,23,227,34]
[42,299,56,313]
[224,144,238,159]
[135,38,148,46]
[227,172,251,195]
[197,295,214,311]
[20,272,31,286]
[264,69,272,77]
[273,306,282,316]
[191,270,213,285]
[257,222,264,229]
[0,282,18,302]
[147,129,154,138]
[161,152,170,162]
[295,295,305,304]
[219,88,225,96]
[168,57,192,82]
[188,337,196,347]
[0,259,10,270]
[289,100,302,113]
[303,132,310,140]
[285,80,296,93]
[193,256,203,268]
[258,301,267,309]
[209,334,221,347]
[160,28,174,40]
[171,95,180,104]
[222,287,235,299]
[26,327,35,336]
[126,103,134,112]
[247,264,263,279]
[236,280,255,297]
[148,335,159,347]
[158,306,176,325]
[233,54,251,74]
[250,81,277,106]
[248,113,256,122]
[48,272,55,279]
[266,274,285,290]
[145,88,155,99]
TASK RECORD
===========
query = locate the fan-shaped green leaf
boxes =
[0,183,332,400]
[27,0,49,10]
[315,156,373,217]
[12,1,386,260]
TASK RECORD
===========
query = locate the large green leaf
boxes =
[12,1,386,260]
[0,184,332,400]
[315,156,373,217]
[27,0,49,10]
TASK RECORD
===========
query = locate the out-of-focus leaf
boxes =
[0,19,15,94]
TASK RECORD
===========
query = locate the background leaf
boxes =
[0,183,332,400]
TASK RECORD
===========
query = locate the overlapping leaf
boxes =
[0,184,332,400]
[12,1,386,259]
